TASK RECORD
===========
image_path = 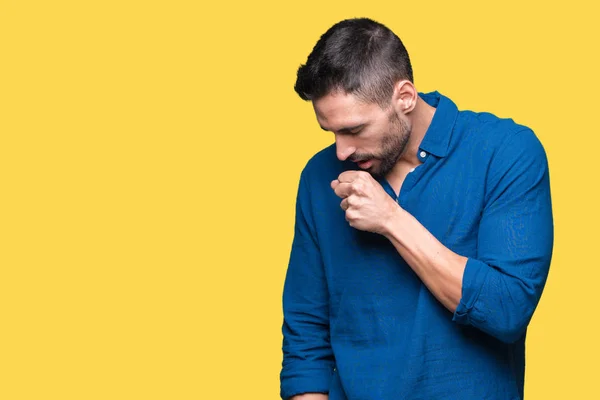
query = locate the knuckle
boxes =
[346,210,356,220]
[354,182,364,193]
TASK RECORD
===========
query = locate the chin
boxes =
[368,168,383,179]
[370,163,383,176]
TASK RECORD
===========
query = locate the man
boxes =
[280,18,553,400]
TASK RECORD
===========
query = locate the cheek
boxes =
[362,131,386,151]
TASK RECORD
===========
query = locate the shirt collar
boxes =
[417,91,458,158]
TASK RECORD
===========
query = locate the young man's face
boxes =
[313,91,411,178]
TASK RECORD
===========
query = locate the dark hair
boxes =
[294,18,413,107]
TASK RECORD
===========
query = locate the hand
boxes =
[289,394,328,400]
[331,171,399,235]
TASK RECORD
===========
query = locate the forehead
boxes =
[312,91,383,131]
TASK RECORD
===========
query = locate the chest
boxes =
[385,161,419,197]
[317,157,487,297]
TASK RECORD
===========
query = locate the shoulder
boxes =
[300,143,350,182]
[453,109,547,163]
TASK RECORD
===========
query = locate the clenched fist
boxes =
[331,171,400,235]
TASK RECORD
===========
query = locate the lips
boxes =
[357,159,373,169]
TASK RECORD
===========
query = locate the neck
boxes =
[384,97,436,190]
[401,96,436,165]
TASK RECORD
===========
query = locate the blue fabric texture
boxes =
[281,92,554,400]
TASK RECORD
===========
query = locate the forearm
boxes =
[282,170,334,398]
[383,206,467,313]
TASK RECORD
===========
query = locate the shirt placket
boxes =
[397,149,429,209]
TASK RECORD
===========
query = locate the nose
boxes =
[335,135,356,161]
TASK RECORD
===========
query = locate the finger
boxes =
[344,208,357,223]
[331,179,340,190]
[340,198,349,211]
[341,194,360,211]
[338,170,361,183]
[333,182,354,198]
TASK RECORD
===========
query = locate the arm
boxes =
[334,129,553,344]
[382,207,466,313]
[387,129,552,343]
[449,129,553,342]
[280,171,334,399]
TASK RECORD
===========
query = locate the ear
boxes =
[391,80,418,115]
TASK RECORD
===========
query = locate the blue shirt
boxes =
[280,92,553,400]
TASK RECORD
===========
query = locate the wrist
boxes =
[382,203,405,238]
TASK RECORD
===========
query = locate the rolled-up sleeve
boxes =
[280,170,334,399]
[452,128,554,344]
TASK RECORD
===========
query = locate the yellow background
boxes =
[1,0,598,398]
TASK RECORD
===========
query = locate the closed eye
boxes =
[320,124,365,135]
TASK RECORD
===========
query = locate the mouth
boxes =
[356,159,374,169]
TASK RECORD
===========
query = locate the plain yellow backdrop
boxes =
[1,0,598,398]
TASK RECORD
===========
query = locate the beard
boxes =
[351,110,411,179]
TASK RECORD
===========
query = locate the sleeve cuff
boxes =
[452,258,490,326]
[280,365,333,399]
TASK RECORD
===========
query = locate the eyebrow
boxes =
[320,124,365,134]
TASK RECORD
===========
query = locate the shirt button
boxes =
[419,151,427,158]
